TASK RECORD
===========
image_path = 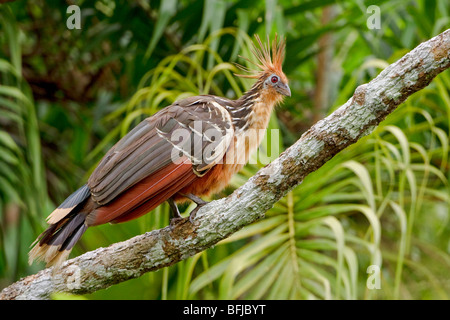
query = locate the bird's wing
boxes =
[87,96,234,208]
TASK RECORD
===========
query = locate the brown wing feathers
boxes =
[110,158,198,224]
[90,157,195,225]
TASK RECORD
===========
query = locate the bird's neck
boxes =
[220,82,280,168]
[230,81,279,133]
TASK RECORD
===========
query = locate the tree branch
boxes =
[2,29,449,300]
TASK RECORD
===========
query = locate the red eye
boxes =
[271,76,278,83]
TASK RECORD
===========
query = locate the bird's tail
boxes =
[29,185,91,267]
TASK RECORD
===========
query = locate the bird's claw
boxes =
[188,202,207,224]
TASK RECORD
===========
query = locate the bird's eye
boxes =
[271,76,279,83]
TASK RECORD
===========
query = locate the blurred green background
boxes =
[0,0,449,299]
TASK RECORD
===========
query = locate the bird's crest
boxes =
[235,34,287,81]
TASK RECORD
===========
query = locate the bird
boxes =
[29,34,291,267]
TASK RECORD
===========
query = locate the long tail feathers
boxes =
[29,185,91,267]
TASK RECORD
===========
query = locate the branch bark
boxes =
[2,29,450,300]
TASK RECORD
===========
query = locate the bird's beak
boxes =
[276,82,291,97]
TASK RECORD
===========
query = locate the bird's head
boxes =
[235,34,290,103]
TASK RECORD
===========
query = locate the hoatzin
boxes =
[29,35,291,267]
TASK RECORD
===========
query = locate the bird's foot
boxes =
[180,193,209,224]
[188,203,206,224]
[168,198,184,228]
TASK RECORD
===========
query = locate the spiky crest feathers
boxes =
[235,34,287,83]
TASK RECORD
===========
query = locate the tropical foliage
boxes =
[0,0,449,299]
